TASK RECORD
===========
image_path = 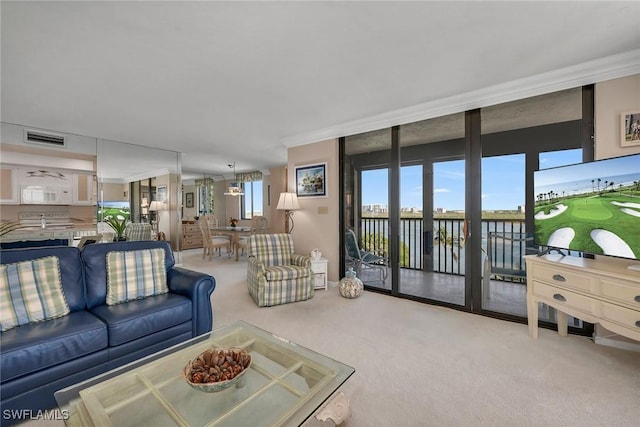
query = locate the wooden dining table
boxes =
[210,226,253,261]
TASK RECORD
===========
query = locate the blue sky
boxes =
[362,148,584,211]
[243,181,263,216]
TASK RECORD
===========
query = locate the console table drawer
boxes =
[601,302,640,331]
[530,265,597,293]
[533,281,595,314]
[600,279,640,309]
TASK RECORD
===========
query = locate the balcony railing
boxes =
[359,217,528,277]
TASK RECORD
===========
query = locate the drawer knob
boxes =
[635,295,640,303]
[553,293,566,302]
[552,274,566,282]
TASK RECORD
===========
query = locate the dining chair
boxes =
[198,218,231,260]
[204,215,232,244]
[236,216,269,260]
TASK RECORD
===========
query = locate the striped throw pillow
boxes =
[0,256,70,332]
[106,248,168,305]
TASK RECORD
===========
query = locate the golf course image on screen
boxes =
[534,153,640,260]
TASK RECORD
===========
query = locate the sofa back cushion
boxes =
[0,255,70,331]
[106,247,168,305]
[81,240,175,309]
[248,234,294,266]
[0,246,85,311]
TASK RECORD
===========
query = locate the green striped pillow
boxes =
[0,256,70,332]
[106,248,168,305]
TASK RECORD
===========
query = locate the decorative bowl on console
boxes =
[183,347,251,392]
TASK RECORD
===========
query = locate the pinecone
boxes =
[192,371,205,383]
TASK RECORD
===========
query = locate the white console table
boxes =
[525,254,640,342]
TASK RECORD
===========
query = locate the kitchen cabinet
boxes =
[72,173,95,205]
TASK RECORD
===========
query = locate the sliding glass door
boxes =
[396,155,467,306]
[344,128,392,292]
[360,167,391,291]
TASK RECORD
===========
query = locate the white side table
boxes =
[310,257,328,290]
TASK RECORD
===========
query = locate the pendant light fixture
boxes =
[224,162,244,196]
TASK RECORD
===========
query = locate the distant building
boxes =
[518,205,525,213]
[400,207,421,214]
[435,208,447,214]
[362,204,387,214]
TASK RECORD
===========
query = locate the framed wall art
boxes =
[185,192,194,208]
[621,111,640,147]
[295,163,326,197]
[156,185,167,203]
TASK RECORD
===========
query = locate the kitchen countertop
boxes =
[1,225,98,242]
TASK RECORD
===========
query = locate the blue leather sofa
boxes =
[0,240,215,424]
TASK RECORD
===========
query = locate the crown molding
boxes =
[281,49,640,148]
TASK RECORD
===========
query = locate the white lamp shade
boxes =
[276,192,300,210]
[149,200,164,211]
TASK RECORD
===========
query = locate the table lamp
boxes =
[149,200,164,232]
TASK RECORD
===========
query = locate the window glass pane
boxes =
[539,148,582,170]
[253,180,263,216]
[400,164,422,270]
[242,180,263,219]
[244,183,253,218]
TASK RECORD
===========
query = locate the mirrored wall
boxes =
[97,139,182,258]
[0,121,182,260]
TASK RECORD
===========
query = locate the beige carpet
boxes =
[182,250,640,427]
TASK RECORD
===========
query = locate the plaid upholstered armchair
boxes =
[124,223,153,241]
[247,234,314,307]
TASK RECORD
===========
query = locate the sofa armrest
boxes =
[167,267,215,336]
[291,253,311,268]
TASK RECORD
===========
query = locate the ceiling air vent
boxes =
[24,129,67,148]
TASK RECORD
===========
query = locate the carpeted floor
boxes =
[181,249,640,427]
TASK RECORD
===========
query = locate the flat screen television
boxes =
[533,153,640,261]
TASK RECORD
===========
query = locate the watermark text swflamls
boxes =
[2,409,70,421]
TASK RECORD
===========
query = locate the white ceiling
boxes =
[2,1,639,179]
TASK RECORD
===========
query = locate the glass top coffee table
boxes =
[55,321,354,427]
